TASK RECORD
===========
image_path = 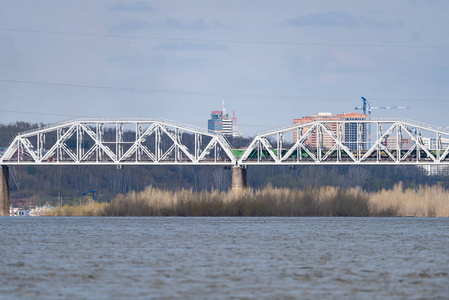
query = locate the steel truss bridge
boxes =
[0,117,449,166]
[1,117,448,216]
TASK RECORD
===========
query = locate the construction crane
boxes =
[355,97,410,116]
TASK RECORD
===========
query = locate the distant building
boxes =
[222,118,233,136]
[421,137,449,150]
[419,137,449,175]
[293,112,367,150]
[208,102,242,137]
[383,137,414,150]
[208,110,226,134]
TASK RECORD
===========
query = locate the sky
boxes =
[1,0,449,136]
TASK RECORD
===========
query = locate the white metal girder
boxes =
[400,124,436,162]
[238,138,259,162]
[360,123,397,162]
[40,125,77,162]
[79,123,117,162]
[158,124,196,162]
[319,123,357,162]
[279,124,317,162]
[440,145,449,162]
[119,123,157,162]
[259,137,280,163]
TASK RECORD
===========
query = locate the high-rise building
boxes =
[222,118,233,136]
[208,110,226,134]
[293,112,367,150]
[208,102,241,136]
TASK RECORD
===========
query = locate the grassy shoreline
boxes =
[45,184,449,217]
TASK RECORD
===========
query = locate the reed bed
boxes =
[369,183,449,217]
[46,201,108,217]
[44,184,449,217]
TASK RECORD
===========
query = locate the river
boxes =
[1,217,448,299]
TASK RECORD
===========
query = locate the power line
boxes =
[0,78,196,95]
[0,109,274,128]
[1,78,448,102]
[0,78,294,99]
[1,28,447,49]
[0,109,80,118]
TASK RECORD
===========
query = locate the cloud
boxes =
[110,1,155,12]
[360,17,394,29]
[409,0,438,5]
[286,11,393,29]
[110,18,224,33]
[108,54,168,69]
[161,18,211,31]
[156,42,226,51]
[110,19,151,33]
[325,49,376,70]
[318,72,352,85]
[287,12,359,27]
[412,32,421,42]
[108,53,208,71]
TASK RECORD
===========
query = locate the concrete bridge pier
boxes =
[0,166,10,216]
[232,166,247,191]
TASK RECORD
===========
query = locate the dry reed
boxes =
[45,201,108,217]
[369,183,449,217]
[44,184,449,217]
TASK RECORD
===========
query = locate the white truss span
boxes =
[0,118,236,165]
[0,118,448,166]
[239,118,449,165]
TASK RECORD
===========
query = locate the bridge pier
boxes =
[231,166,247,191]
[0,166,10,216]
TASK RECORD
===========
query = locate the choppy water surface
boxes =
[1,217,448,299]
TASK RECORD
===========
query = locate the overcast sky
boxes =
[1,0,448,135]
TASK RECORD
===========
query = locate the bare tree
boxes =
[74,166,85,193]
[212,167,230,191]
[348,167,370,188]
[9,166,20,190]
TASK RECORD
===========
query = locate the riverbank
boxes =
[44,184,449,217]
